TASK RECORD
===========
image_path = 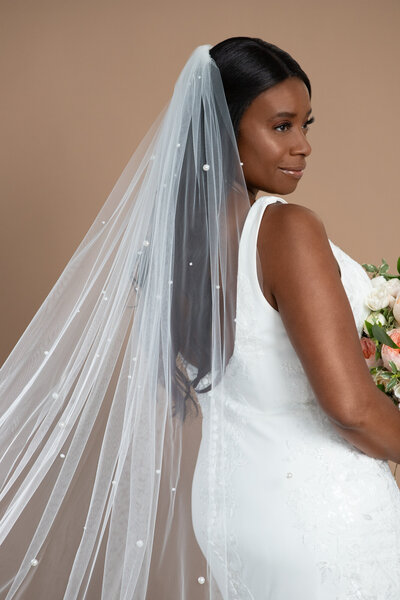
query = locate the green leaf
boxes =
[397,256,400,275]
[380,259,389,273]
[389,360,399,374]
[364,320,374,337]
[380,371,392,379]
[371,324,400,349]
[377,383,386,392]
[362,263,378,273]
[386,379,398,391]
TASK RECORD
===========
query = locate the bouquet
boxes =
[360,256,400,406]
[361,257,400,477]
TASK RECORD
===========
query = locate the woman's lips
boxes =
[278,168,304,179]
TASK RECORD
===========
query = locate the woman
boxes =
[1,36,400,599]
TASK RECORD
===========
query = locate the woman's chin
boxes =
[263,183,298,196]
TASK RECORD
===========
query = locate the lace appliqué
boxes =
[282,401,400,597]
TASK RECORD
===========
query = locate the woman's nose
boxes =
[291,129,312,157]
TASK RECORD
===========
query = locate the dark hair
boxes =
[210,36,311,139]
[171,36,311,422]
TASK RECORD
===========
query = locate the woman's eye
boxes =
[274,116,315,132]
[304,116,315,130]
[274,122,291,132]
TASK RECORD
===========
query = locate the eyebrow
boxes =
[268,108,313,121]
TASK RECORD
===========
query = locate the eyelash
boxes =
[274,116,315,132]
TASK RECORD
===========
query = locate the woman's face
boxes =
[237,76,313,202]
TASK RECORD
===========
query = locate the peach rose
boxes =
[381,328,400,372]
[360,336,382,368]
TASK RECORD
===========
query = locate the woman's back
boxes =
[188,195,400,599]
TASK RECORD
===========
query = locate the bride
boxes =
[1,36,400,599]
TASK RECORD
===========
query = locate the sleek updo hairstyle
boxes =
[209,36,312,139]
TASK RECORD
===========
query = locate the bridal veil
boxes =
[0,44,251,598]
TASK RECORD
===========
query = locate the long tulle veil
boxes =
[0,44,251,599]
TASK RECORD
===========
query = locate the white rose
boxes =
[386,278,400,297]
[365,285,392,311]
[393,293,400,324]
[371,275,388,288]
[394,383,400,401]
[363,311,387,335]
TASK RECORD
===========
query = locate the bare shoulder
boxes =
[259,200,324,238]
[257,198,374,427]
[257,200,332,290]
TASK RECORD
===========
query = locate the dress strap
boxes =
[236,195,287,315]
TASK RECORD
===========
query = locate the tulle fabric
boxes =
[0,45,251,598]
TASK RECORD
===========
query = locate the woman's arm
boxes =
[258,201,400,464]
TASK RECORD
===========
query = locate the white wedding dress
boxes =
[188,195,400,599]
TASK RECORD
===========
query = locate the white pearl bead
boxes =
[197,75,202,79]
[103,297,108,301]
[52,392,59,400]
[216,285,220,289]
[127,375,132,379]
[111,480,117,485]
[95,353,100,358]
[171,487,176,492]
[168,280,173,285]
[150,155,156,160]
[59,453,66,458]
[286,472,293,478]
[58,421,66,428]
[30,558,39,566]
[202,164,210,171]
[176,143,181,147]
[44,351,49,355]
[132,357,137,361]
[188,262,193,266]
[143,240,150,246]
[155,469,161,474]
[240,162,244,166]
[198,576,205,584]
[136,539,144,547]
[101,220,106,224]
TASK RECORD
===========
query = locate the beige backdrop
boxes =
[1,0,399,485]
